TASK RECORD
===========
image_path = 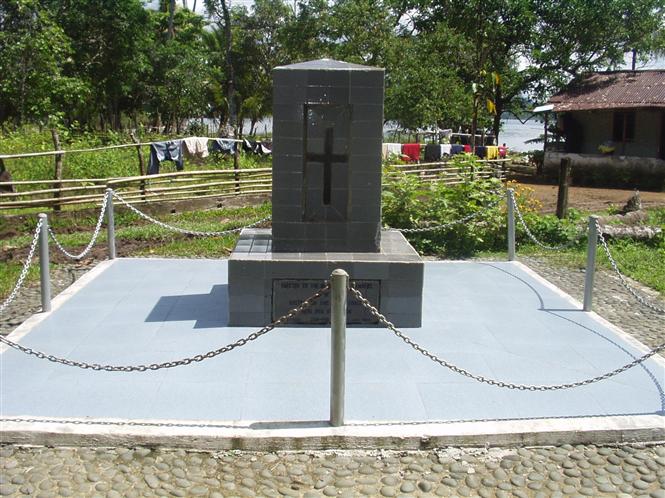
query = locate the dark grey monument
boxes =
[228,59,423,327]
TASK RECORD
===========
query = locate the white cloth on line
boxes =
[182,137,209,159]
[440,144,452,156]
[383,143,402,159]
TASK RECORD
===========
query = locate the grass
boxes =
[0,201,271,301]
[0,128,272,182]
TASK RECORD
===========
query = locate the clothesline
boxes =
[0,136,247,160]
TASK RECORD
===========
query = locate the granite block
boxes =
[273,137,304,155]
[305,85,350,103]
[350,104,383,122]
[272,189,301,207]
[307,70,350,87]
[229,229,423,327]
[350,119,383,138]
[351,137,382,155]
[349,71,384,88]
[273,103,305,122]
[350,85,384,104]
[273,84,307,103]
[273,69,307,88]
[273,120,305,138]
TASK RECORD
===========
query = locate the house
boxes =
[543,70,665,188]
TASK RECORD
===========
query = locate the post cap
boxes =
[331,269,349,278]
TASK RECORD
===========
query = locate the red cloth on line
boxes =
[463,144,471,153]
[401,143,421,162]
[498,146,508,158]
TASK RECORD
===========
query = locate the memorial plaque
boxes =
[272,279,379,324]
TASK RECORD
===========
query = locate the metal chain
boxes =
[510,190,587,250]
[349,286,665,391]
[0,285,330,371]
[112,191,270,236]
[596,220,665,314]
[392,196,503,234]
[48,193,108,260]
[0,220,43,315]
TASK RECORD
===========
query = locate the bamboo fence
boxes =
[0,160,509,212]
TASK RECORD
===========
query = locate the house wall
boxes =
[543,151,665,189]
[563,109,661,158]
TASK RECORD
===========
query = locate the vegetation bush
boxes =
[382,159,586,257]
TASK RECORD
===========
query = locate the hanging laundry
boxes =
[440,144,452,157]
[381,143,390,159]
[424,144,442,162]
[498,145,508,158]
[485,146,499,160]
[401,143,421,163]
[148,141,184,175]
[211,138,237,155]
[475,146,487,159]
[182,137,210,160]
[463,144,471,153]
[450,144,464,155]
[260,141,272,155]
[383,143,402,159]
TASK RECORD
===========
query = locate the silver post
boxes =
[330,268,348,427]
[38,213,51,312]
[507,188,516,261]
[583,216,599,311]
[106,188,116,259]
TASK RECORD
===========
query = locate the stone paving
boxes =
[1,444,665,497]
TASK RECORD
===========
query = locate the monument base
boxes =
[228,229,423,327]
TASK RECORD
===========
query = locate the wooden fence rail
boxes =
[0,161,509,211]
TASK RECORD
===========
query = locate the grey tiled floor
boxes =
[1,258,663,423]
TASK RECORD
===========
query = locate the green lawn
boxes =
[1,201,663,303]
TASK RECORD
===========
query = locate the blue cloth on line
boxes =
[450,144,464,155]
[211,138,237,155]
[148,141,184,175]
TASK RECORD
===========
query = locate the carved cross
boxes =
[306,127,348,205]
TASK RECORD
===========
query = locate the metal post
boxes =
[38,213,51,312]
[106,188,116,259]
[583,216,599,311]
[330,268,348,427]
[507,188,516,261]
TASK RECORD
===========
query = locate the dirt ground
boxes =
[516,181,665,214]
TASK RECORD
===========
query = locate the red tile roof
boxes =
[548,70,665,111]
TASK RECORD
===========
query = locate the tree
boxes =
[205,0,237,134]
[146,8,210,133]
[43,0,153,129]
[409,0,665,141]
[384,25,474,131]
[0,0,86,126]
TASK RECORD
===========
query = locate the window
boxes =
[613,111,635,142]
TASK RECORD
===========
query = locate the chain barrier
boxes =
[0,284,330,371]
[349,286,665,391]
[391,192,504,234]
[509,190,587,251]
[0,220,43,315]
[596,220,665,314]
[112,191,270,236]
[48,193,109,260]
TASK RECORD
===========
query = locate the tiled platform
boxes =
[1,258,663,448]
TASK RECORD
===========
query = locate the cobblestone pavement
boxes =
[1,444,665,497]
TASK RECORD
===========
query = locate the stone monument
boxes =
[228,59,423,327]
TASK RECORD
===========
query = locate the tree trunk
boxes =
[220,0,237,135]
[168,0,176,39]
